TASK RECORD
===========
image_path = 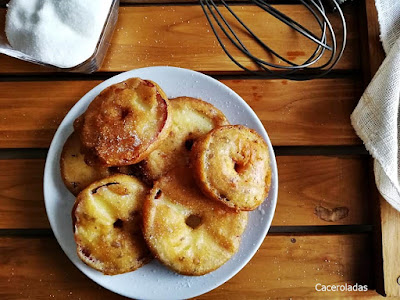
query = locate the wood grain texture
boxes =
[0,234,379,299]
[0,156,369,229]
[0,4,359,73]
[222,78,362,146]
[275,156,369,226]
[365,0,385,78]
[0,78,360,148]
[364,1,400,297]
[380,200,400,297]
[0,80,100,149]
[0,159,47,229]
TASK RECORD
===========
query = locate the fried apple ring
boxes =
[60,132,111,195]
[72,174,152,275]
[74,78,171,166]
[143,167,248,276]
[141,97,229,181]
[191,125,271,211]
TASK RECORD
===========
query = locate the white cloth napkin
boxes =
[351,0,400,211]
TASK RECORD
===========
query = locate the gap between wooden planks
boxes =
[0,78,362,148]
[0,156,370,229]
[0,4,359,74]
[0,234,378,299]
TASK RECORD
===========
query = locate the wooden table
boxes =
[0,0,399,298]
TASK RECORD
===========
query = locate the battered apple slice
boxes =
[143,167,248,276]
[74,78,171,166]
[60,132,111,195]
[191,125,271,211]
[140,97,229,181]
[72,174,151,275]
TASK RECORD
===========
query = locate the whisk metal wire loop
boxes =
[227,0,330,69]
[200,0,347,80]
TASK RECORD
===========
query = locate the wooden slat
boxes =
[0,78,361,148]
[274,156,369,226]
[359,2,385,295]
[380,200,400,297]
[223,78,361,146]
[0,5,359,73]
[0,80,99,149]
[0,156,369,229]
[365,1,385,80]
[0,237,120,299]
[204,234,375,299]
[0,160,48,229]
[364,1,400,297]
[0,234,378,299]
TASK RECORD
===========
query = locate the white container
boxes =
[0,0,119,73]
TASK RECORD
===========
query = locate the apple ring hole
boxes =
[185,215,202,229]
[155,190,162,199]
[113,219,123,229]
[234,161,245,174]
[184,139,194,151]
[120,107,131,120]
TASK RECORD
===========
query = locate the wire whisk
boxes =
[200,0,347,80]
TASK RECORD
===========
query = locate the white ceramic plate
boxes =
[44,66,278,300]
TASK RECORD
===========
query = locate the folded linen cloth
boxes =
[351,0,400,211]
